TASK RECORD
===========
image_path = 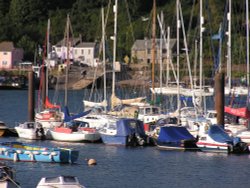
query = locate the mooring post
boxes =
[41,66,46,110]
[28,71,35,121]
[215,72,225,128]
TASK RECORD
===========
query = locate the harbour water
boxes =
[1,90,250,188]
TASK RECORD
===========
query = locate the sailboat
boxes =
[34,19,63,131]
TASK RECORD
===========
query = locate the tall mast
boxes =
[199,0,204,97]
[177,0,180,123]
[46,19,50,97]
[102,7,107,113]
[151,0,156,103]
[227,0,231,89]
[111,0,118,110]
[64,14,70,106]
[247,0,249,86]
[159,11,164,94]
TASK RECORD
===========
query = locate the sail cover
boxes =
[157,126,194,142]
[45,96,61,109]
[224,106,250,119]
[208,125,233,143]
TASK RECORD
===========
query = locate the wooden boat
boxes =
[0,163,20,188]
[36,175,86,188]
[196,125,249,153]
[0,142,79,163]
[49,123,101,142]
[15,122,46,140]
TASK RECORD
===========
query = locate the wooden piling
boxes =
[28,71,35,121]
[41,66,46,110]
[215,72,224,128]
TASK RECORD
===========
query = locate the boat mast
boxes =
[199,0,204,102]
[151,0,156,103]
[177,0,180,124]
[227,0,231,89]
[102,7,107,113]
[64,14,70,106]
[159,11,164,95]
[46,19,50,97]
[246,0,249,86]
[111,0,117,110]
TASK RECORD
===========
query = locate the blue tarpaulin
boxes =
[208,125,233,143]
[116,118,146,137]
[157,126,194,142]
[63,106,91,122]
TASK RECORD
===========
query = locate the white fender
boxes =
[13,153,18,162]
[41,151,50,155]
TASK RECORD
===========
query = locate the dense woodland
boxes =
[0,0,248,78]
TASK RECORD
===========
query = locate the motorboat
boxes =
[0,163,20,188]
[0,121,8,137]
[156,125,199,151]
[99,118,153,146]
[36,175,85,188]
[15,122,46,140]
[0,142,79,163]
[137,105,166,124]
[196,125,249,153]
[49,121,101,142]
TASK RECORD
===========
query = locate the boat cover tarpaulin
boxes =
[224,106,250,119]
[116,119,146,136]
[208,125,233,143]
[63,106,91,122]
[157,126,194,142]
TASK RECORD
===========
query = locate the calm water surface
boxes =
[0,90,250,188]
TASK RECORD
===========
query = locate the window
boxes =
[81,49,84,55]
[3,52,7,55]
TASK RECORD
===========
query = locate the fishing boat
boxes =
[0,163,20,188]
[99,118,153,146]
[36,175,86,188]
[15,122,46,140]
[49,122,101,142]
[156,126,199,151]
[0,142,79,163]
[196,125,249,153]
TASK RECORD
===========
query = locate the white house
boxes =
[52,37,100,67]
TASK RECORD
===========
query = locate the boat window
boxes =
[145,108,151,114]
[152,108,159,114]
[44,177,60,183]
[64,176,77,183]
[139,109,144,114]
[200,137,206,141]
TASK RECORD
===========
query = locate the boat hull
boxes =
[196,142,229,153]
[0,142,79,163]
[50,129,101,142]
[100,134,127,145]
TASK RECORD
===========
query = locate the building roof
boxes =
[75,42,96,48]
[131,38,176,51]
[54,37,81,47]
[0,41,15,51]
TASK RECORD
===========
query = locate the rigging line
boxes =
[125,0,135,42]
[186,0,196,45]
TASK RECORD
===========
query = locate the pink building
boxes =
[0,41,23,69]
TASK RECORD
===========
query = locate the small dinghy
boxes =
[36,175,86,188]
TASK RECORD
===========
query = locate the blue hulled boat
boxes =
[99,118,153,146]
[156,126,199,151]
[0,142,79,163]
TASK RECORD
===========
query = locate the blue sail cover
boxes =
[157,126,194,142]
[63,106,91,122]
[116,118,146,137]
[208,125,233,143]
